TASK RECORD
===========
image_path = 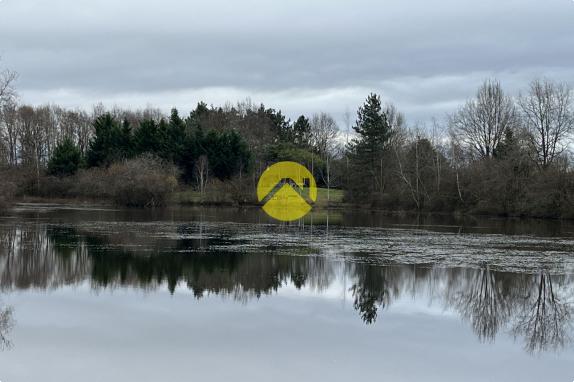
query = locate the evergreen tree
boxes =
[166,108,186,163]
[48,138,83,176]
[86,114,124,167]
[347,93,394,201]
[263,106,292,142]
[118,119,134,158]
[352,93,393,151]
[218,130,251,179]
[157,118,170,158]
[293,115,311,146]
[177,127,250,183]
[133,119,161,155]
[203,130,251,180]
[186,102,209,130]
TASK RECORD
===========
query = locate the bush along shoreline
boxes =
[0,81,573,218]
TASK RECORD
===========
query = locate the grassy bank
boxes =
[172,186,346,209]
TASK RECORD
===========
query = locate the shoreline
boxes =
[7,195,573,222]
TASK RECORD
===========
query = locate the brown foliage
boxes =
[105,155,178,207]
[17,155,178,207]
[0,172,16,212]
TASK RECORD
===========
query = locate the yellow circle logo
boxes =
[257,161,317,222]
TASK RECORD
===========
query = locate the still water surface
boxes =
[0,204,573,381]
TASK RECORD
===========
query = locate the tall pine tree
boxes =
[347,93,394,201]
[48,138,83,176]
[86,114,125,167]
[133,119,161,155]
[165,108,186,163]
[293,115,311,147]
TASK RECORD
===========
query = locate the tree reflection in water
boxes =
[511,272,573,354]
[0,222,572,354]
[0,301,14,350]
[448,265,513,342]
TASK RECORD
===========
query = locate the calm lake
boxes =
[0,204,573,381]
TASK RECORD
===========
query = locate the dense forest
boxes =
[1,65,573,217]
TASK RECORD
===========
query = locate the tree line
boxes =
[0,65,342,205]
[346,79,574,218]
[1,63,573,216]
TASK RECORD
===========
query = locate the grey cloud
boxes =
[0,0,573,124]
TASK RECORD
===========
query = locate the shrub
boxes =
[4,166,41,197]
[16,155,178,206]
[106,155,178,207]
[35,176,76,198]
[71,167,112,200]
[0,170,16,212]
[222,176,258,205]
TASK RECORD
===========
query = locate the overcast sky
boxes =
[1,0,573,126]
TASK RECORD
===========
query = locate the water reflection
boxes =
[448,266,514,343]
[0,301,14,350]
[0,220,573,355]
[511,272,573,353]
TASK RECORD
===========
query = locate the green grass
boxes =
[172,185,345,207]
[172,188,203,205]
[315,187,344,207]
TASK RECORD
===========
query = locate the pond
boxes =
[0,204,573,381]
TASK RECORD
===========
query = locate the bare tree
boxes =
[0,62,18,166]
[1,100,19,165]
[310,112,339,157]
[0,65,17,106]
[311,113,339,201]
[18,106,47,191]
[343,108,352,147]
[448,134,465,204]
[450,79,517,159]
[46,105,93,155]
[195,155,209,197]
[384,103,406,131]
[395,144,421,209]
[394,131,444,210]
[430,118,444,194]
[343,108,352,187]
[92,102,106,119]
[76,110,93,154]
[518,79,574,168]
[36,105,58,160]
